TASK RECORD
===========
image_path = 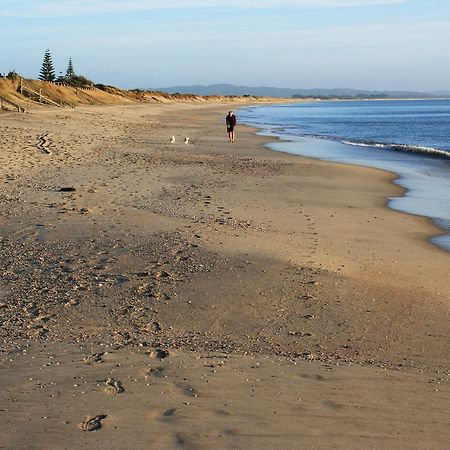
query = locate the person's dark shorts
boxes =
[227,125,234,133]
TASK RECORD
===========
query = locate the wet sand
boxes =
[0,102,449,449]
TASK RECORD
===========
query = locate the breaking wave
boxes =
[340,140,450,159]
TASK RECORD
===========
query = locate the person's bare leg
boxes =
[231,131,235,143]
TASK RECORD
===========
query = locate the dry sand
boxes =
[0,102,449,449]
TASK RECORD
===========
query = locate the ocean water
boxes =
[239,100,450,252]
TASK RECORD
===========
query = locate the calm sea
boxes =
[239,100,450,252]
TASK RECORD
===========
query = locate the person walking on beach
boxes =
[226,111,237,143]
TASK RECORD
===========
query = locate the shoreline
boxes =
[1,102,449,448]
[280,132,450,253]
[238,104,450,253]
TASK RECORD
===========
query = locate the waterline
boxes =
[250,128,450,253]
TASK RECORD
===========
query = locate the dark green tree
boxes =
[55,71,66,84]
[66,57,75,79]
[39,49,56,82]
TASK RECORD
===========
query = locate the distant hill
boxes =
[156,83,447,99]
[428,90,450,97]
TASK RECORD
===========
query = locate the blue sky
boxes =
[1,0,449,91]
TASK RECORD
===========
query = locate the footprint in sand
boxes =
[161,408,177,422]
[83,352,104,364]
[174,432,197,448]
[149,348,169,360]
[183,386,198,397]
[79,414,107,432]
[147,367,166,378]
[301,373,325,382]
[104,378,124,395]
[176,383,198,398]
[322,400,343,411]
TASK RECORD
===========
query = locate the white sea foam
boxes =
[341,140,450,159]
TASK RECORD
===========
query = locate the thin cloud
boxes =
[1,0,409,17]
[65,19,450,49]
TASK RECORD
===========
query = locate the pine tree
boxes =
[66,57,75,79]
[39,49,56,82]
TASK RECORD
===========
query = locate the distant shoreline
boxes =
[292,96,450,101]
[155,83,450,100]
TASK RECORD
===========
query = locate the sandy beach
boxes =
[0,101,449,449]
